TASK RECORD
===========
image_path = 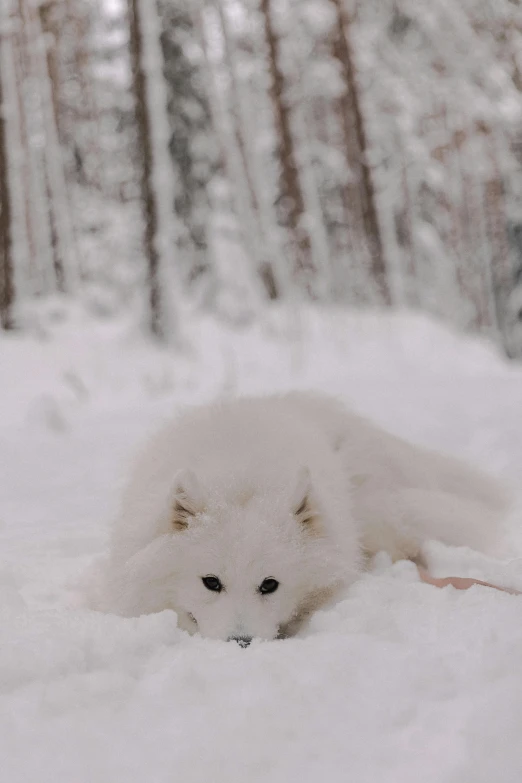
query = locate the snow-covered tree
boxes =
[128,0,180,341]
[159,0,219,290]
[0,31,15,330]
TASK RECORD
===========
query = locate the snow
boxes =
[1,305,522,782]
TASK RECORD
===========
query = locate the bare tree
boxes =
[0,47,15,329]
[16,0,77,293]
[260,0,313,292]
[128,0,174,341]
[215,0,285,299]
[483,138,514,341]
[330,0,390,305]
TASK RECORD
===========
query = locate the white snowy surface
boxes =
[1,305,522,783]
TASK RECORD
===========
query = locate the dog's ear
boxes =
[291,467,317,527]
[171,469,203,531]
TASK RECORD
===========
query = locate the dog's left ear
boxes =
[171,469,203,531]
[291,467,317,526]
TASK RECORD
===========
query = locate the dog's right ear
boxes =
[171,469,203,530]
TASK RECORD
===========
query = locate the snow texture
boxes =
[1,306,522,782]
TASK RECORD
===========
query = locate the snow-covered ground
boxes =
[2,304,522,783]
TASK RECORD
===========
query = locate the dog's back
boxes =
[280,391,510,560]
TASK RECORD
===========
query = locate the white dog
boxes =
[102,393,509,644]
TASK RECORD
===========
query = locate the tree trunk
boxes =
[216,0,286,299]
[17,0,75,293]
[259,0,313,292]
[483,141,514,346]
[34,0,76,291]
[128,0,168,341]
[14,0,54,294]
[330,0,390,305]
[0,54,15,329]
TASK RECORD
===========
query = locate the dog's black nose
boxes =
[228,635,253,648]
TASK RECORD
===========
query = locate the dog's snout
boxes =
[228,635,253,648]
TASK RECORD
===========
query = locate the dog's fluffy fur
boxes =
[102,393,509,641]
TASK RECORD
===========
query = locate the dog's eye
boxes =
[202,575,223,592]
[259,578,279,595]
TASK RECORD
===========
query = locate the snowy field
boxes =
[2,304,522,783]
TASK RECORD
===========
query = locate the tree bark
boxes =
[330,0,390,305]
[128,0,167,341]
[18,0,76,292]
[260,0,313,291]
[483,142,514,346]
[0,53,15,329]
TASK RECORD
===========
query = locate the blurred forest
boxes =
[1,0,522,356]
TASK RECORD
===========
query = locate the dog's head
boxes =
[164,467,347,643]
